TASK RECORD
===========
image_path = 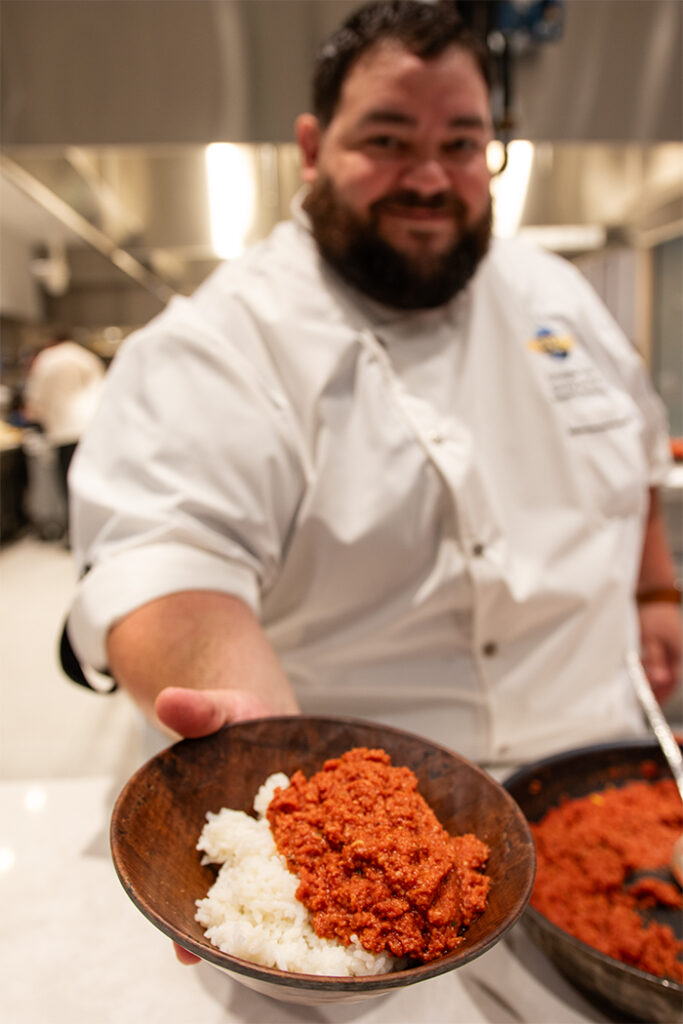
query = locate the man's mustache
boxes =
[371,191,467,215]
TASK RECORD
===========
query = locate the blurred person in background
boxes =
[63,2,680,778]
[24,330,105,530]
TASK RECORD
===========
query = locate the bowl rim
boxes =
[110,714,536,991]
[503,736,671,790]
[522,904,683,995]
[503,737,683,996]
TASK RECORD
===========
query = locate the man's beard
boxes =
[304,177,492,310]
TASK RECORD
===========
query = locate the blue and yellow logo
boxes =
[527,327,575,359]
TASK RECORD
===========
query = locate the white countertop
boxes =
[0,774,624,1024]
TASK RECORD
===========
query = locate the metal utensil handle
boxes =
[626,650,683,802]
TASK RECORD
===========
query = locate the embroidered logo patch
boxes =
[527,327,575,359]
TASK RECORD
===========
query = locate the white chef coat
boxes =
[25,341,105,446]
[67,196,671,765]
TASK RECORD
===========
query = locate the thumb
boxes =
[154,687,272,738]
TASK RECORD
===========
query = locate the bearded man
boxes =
[65,1,680,799]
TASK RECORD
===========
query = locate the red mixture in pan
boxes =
[266,747,490,962]
[531,776,683,982]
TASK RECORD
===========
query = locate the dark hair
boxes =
[312,0,491,126]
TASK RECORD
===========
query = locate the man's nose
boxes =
[399,159,451,195]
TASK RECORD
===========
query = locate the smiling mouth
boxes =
[374,191,462,228]
[382,205,452,222]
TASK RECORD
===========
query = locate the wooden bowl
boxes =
[111,715,535,1005]
[504,740,683,1024]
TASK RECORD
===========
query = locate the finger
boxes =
[155,687,230,737]
[155,687,272,738]
[174,941,201,966]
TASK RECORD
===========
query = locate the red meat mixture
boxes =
[531,778,683,982]
[266,747,491,962]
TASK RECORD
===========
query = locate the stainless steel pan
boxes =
[504,740,683,1024]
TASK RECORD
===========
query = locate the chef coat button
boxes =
[472,542,485,557]
[429,430,444,444]
[482,641,497,657]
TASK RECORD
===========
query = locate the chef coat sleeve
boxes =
[66,296,306,672]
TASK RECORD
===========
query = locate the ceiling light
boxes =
[490,140,534,239]
[205,144,256,260]
[518,224,607,252]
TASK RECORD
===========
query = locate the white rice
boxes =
[194,773,396,976]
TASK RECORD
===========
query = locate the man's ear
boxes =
[295,113,322,184]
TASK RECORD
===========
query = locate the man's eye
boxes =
[444,138,484,156]
[365,136,406,152]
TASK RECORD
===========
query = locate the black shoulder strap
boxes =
[59,620,118,694]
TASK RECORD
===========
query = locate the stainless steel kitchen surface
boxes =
[2,0,680,146]
[1,0,681,341]
[2,139,682,303]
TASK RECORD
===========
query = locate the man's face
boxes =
[297,41,493,308]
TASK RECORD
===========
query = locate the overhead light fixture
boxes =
[205,143,256,259]
[517,224,607,252]
[490,139,534,239]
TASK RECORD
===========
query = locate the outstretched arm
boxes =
[106,589,299,737]
[107,588,299,966]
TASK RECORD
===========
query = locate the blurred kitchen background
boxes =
[0,0,681,779]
